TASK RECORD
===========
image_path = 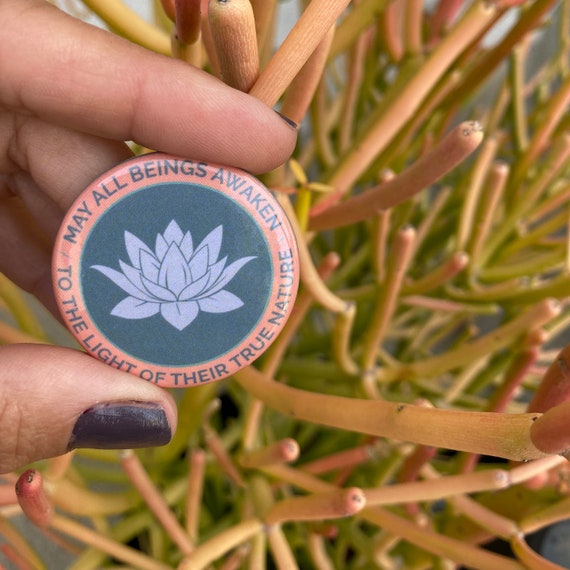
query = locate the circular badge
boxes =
[52,153,299,387]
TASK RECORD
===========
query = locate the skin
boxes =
[0,0,296,472]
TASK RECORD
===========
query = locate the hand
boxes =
[0,0,296,472]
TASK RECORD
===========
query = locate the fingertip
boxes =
[0,345,178,472]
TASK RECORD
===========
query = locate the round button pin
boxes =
[53,153,299,387]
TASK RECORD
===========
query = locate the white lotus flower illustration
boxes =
[91,220,255,331]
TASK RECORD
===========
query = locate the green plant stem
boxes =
[482,132,570,265]
[509,77,570,191]
[311,79,337,168]
[527,181,570,226]
[120,450,193,556]
[249,0,277,64]
[0,321,47,345]
[315,2,497,203]
[264,465,525,570]
[496,207,569,262]
[329,0,389,58]
[267,524,299,570]
[185,447,205,544]
[264,488,366,525]
[381,0,404,62]
[404,0,423,56]
[235,365,552,461]
[0,515,45,570]
[51,514,171,570]
[479,248,565,282]
[510,534,566,570]
[309,121,484,228]
[50,478,138,516]
[280,26,335,126]
[178,519,263,570]
[361,226,416,374]
[308,532,335,570]
[333,302,359,375]
[470,161,509,266]
[376,298,560,382]
[402,252,468,296]
[450,493,519,541]
[277,194,347,313]
[249,0,352,106]
[365,468,512,507]
[371,208,391,282]
[510,43,530,153]
[0,275,47,341]
[445,0,559,111]
[457,135,499,251]
[241,251,341,450]
[338,26,368,153]
[520,495,570,535]
[239,439,299,469]
[82,0,170,54]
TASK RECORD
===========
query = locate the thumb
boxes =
[0,344,178,473]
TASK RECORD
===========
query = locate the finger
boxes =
[0,344,178,473]
[0,116,133,311]
[3,111,134,210]
[0,196,56,314]
[0,1,297,174]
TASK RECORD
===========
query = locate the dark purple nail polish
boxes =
[275,111,298,129]
[68,401,172,451]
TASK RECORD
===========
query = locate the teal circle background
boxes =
[80,183,273,366]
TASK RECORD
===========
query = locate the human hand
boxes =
[0,0,296,472]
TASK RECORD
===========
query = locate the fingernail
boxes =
[68,401,172,451]
[275,111,298,129]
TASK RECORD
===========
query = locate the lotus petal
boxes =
[163,220,184,245]
[125,231,155,269]
[141,275,177,301]
[198,290,244,313]
[188,244,209,281]
[140,249,160,282]
[196,225,223,265]
[155,233,168,260]
[205,256,227,290]
[179,271,211,301]
[205,256,256,296]
[118,260,155,297]
[158,243,193,296]
[111,297,160,319]
[91,265,156,302]
[180,231,194,260]
[161,300,199,331]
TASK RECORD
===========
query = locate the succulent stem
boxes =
[376,298,560,382]
[208,0,259,92]
[310,121,484,228]
[239,438,300,469]
[319,2,496,200]
[185,447,205,544]
[179,519,263,570]
[120,450,193,555]
[361,225,416,378]
[51,514,171,570]
[15,470,54,528]
[82,0,170,54]
[264,487,366,525]
[280,26,335,126]
[249,0,352,106]
[235,365,553,461]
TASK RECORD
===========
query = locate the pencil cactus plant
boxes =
[2,0,570,568]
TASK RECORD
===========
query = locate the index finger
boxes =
[0,0,297,174]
